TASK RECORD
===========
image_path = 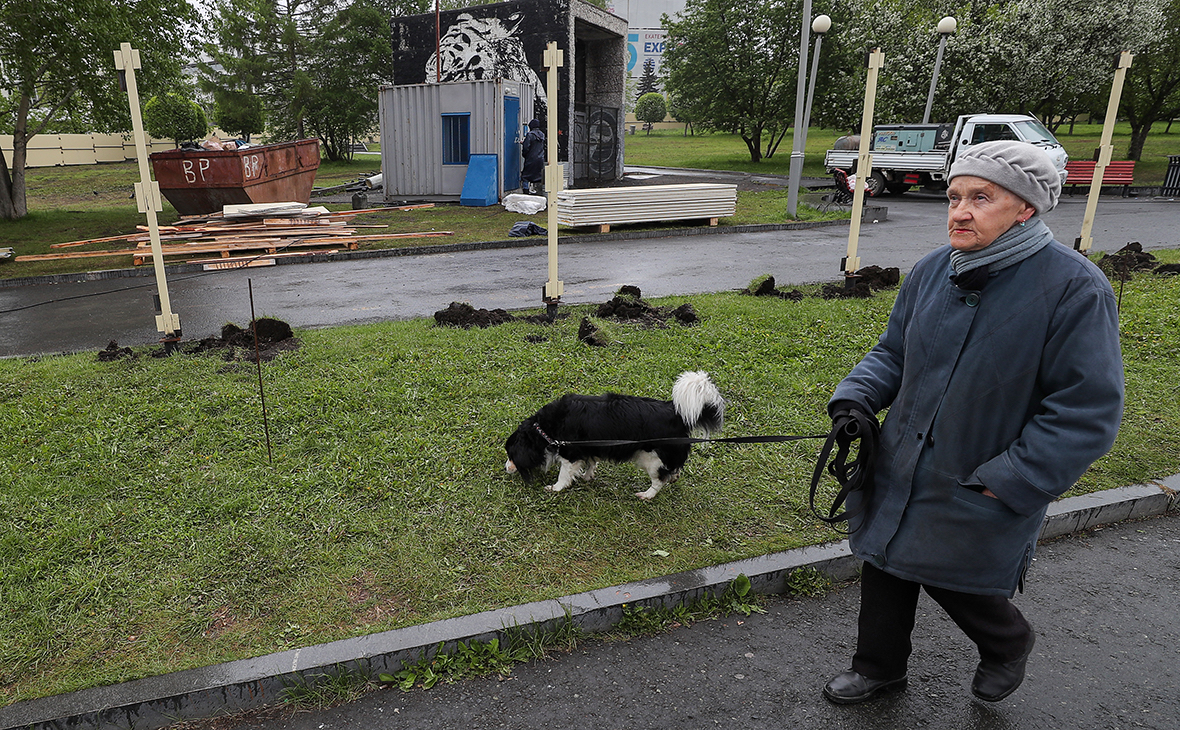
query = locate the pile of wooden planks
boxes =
[18,203,451,270]
[556,183,737,233]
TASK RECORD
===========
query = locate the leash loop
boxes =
[808,408,880,534]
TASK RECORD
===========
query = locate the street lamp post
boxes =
[801,15,832,145]
[922,16,957,124]
[786,0,814,218]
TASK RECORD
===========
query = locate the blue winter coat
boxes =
[830,239,1124,596]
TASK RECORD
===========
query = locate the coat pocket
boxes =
[885,469,1041,593]
[953,484,1013,513]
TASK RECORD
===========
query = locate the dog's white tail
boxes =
[672,371,725,435]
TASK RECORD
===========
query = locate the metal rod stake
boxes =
[248,279,273,465]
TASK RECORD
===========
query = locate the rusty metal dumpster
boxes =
[149,139,320,216]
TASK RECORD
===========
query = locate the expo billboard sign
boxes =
[627,29,668,80]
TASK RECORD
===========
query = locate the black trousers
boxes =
[852,562,1033,680]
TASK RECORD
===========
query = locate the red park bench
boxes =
[1064,160,1137,197]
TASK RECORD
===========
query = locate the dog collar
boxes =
[534,423,560,447]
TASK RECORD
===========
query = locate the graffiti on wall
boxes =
[587,108,617,178]
[390,0,625,178]
[426,13,548,114]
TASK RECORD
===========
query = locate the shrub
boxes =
[635,92,667,133]
[143,92,208,146]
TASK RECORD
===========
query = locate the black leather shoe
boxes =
[972,629,1036,702]
[823,670,908,705]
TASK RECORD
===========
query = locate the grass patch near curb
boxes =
[1,261,1178,706]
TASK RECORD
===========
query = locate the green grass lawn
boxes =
[623,127,841,178]
[1,257,1178,705]
[624,123,1178,185]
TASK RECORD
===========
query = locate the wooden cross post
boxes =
[843,48,885,283]
[114,42,181,342]
[543,41,565,309]
[1076,51,1134,254]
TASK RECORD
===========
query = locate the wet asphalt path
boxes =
[176,511,1180,730]
[1,195,1176,359]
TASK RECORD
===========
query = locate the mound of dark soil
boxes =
[821,265,901,298]
[594,286,700,327]
[820,279,874,299]
[578,317,610,347]
[1097,242,1159,277]
[97,340,136,362]
[856,265,902,290]
[749,266,900,301]
[434,301,516,329]
[97,318,299,362]
[596,295,659,320]
[744,276,804,301]
[182,318,299,361]
[669,303,700,324]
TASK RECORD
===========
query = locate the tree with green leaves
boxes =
[143,92,208,147]
[214,90,267,142]
[667,93,694,136]
[201,0,394,158]
[636,58,660,99]
[305,3,394,161]
[661,0,801,162]
[199,0,325,144]
[0,0,198,219]
[800,0,1159,135]
[635,92,667,134]
[198,0,273,139]
[1121,0,1180,160]
[993,0,1152,130]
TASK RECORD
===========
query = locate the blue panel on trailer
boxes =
[460,154,499,206]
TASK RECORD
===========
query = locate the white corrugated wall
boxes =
[379,80,533,200]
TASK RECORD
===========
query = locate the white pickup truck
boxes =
[823,113,1069,196]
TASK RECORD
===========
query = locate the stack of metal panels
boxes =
[556,183,737,228]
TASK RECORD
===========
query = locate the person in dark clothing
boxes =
[521,119,545,194]
[822,140,1124,706]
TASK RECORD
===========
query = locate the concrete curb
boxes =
[0,208,887,291]
[3,474,1176,730]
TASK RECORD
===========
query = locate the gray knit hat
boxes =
[948,140,1061,214]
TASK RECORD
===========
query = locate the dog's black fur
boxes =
[504,372,724,500]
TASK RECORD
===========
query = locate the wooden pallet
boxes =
[22,204,448,266]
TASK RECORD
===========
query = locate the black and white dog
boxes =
[504,371,725,500]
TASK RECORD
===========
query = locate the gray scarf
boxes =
[950,217,1055,275]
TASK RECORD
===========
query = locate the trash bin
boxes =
[1163,155,1180,196]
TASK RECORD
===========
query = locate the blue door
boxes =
[503,94,521,191]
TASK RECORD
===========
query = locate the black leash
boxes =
[807,408,880,534]
[534,413,880,534]
[535,424,827,449]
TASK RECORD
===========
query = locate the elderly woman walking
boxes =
[822,141,1125,705]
